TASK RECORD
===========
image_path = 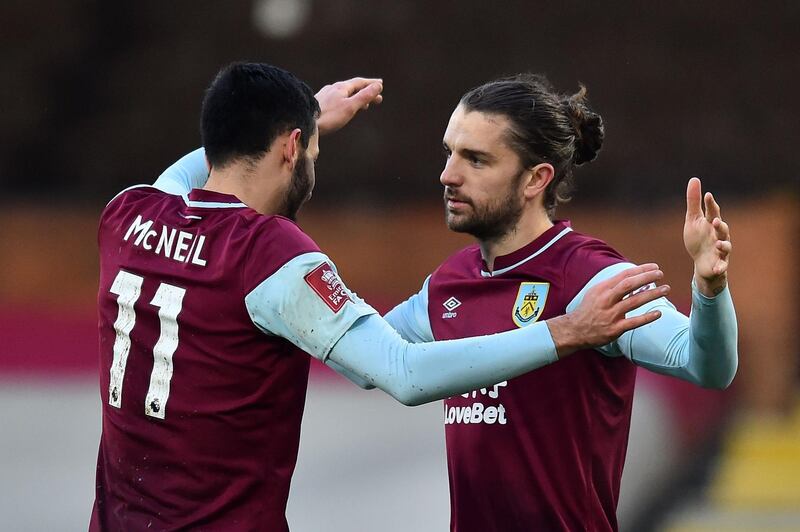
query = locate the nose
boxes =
[440,157,463,187]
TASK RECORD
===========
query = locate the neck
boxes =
[203,163,282,216]
[479,208,553,271]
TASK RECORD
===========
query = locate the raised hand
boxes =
[547,264,669,358]
[315,77,384,136]
[683,177,731,296]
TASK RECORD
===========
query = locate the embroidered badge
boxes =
[512,282,550,327]
[304,262,351,313]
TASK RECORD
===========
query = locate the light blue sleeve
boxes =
[383,276,434,343]
[324,359,376,389]
[328,314,557,406]
[567,263,738,389]
[245,252,378,359]
[246,253,558,402]
[152,148,209,194]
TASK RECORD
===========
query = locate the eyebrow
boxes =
[443,141,496,163]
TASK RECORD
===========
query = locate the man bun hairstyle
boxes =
[201,62,320,169]
[460,73,605,217]
[561,85,604,166]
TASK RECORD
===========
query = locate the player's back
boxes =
[91,187,316,531]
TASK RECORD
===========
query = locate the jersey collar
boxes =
[184,189,248,209]
[480,220,573,277]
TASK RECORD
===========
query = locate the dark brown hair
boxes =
[201,62,320,169]
[460,73,604,217]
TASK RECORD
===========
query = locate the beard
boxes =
[280,154,314,221]
[444,170,526,241]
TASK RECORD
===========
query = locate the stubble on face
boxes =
[444,167,526,241]
[281,153,314,221]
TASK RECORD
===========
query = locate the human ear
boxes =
[283,128,303,169]
[523,163,555,199]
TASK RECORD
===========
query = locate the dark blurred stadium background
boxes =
[1,1,798,530]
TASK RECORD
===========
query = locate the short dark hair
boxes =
[460,74,604,217]
[201,62,320,168]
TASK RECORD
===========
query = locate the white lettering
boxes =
[142,229,157,250]
[190,235,207,266]
[488,381,507,399]
[445,402,509,425]
[155,226,176,257]
[469,403,483,423]
[174,231,192,261]
[122,215,208,268]
[497,404,508,425]
[124,215,154,246]
[462,381,507,399]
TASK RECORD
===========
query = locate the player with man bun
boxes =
[384,74,738,531]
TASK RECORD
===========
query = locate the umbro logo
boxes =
[443,297,461,311]
[442,296,461,319]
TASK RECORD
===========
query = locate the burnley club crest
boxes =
[512,282,550,328]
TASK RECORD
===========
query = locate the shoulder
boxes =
[103,184,165,211]
[242,215,322,291]
[100,185,176,227]
[249,215,320,254]
[431,244,481,281]
[561,227,628,288]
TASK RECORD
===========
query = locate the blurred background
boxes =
[1,1,798,530]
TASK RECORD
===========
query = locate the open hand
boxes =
[315,77,383,136]
[547,264,670,358]
[684,177,731,296]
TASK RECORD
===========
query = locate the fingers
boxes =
[604,263,659,288]
[348,81,384,110]
[617,310,663,335]
[704,191,721,223]
[609,266,664,301]
[712,217,730,242]
[618,284,670,314]
[315,77,384,136]
[686,177,703,220]
[337,77,383,97]
[715,240,732,255]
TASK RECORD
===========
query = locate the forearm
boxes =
[328,314,557,406]
[324,359,376,389]
[686,283,738,387]
[627,284,738,389]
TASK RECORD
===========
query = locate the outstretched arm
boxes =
[583,178,738,389]
[330,264,665,405]
[246,251,667,406]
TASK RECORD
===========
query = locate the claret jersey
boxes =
[388,221,636,532]
[91,187,374,531]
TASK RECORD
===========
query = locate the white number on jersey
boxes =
[108,270,186,419]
